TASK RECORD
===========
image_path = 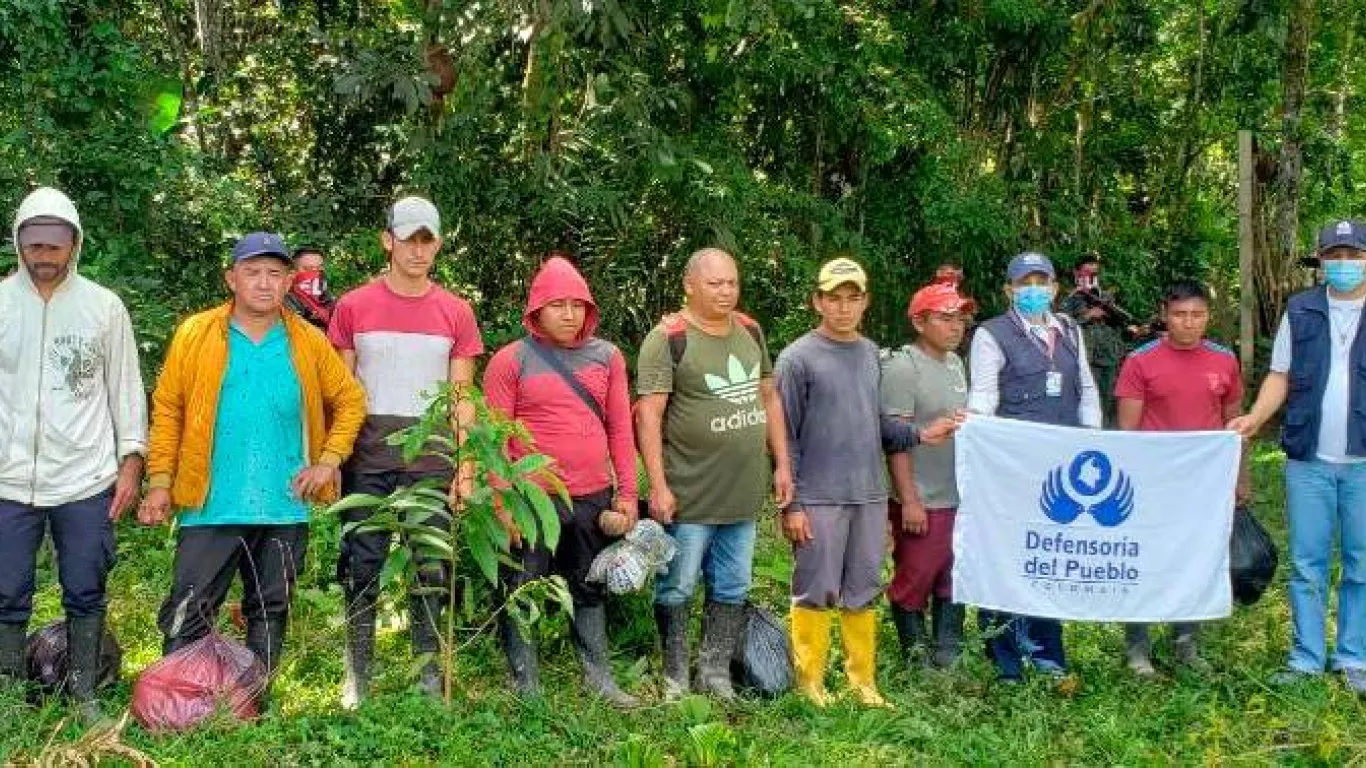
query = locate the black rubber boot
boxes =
[697,601,746,702]
[930,599,965,669]
[1172,623,1210,673]
[654,603,691,702]
[66,615,106,726]
[498,612,541,698]
[341,604,376,711]
[572,604,639,709]
[890,604,930,667]
[1124,623,1156,677]
[410,593,445,700]
[245,617,287,714]
[0,621,27,696]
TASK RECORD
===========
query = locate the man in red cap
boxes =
[932,263,979,372]
[880,282,974,670]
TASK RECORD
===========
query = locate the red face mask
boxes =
[1076,267,1100,292]
[293,269,326,299]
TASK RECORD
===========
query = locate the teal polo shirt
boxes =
[180,321,311,527]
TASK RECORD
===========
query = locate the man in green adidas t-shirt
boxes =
[635,247,794,702]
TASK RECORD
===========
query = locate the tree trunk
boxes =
[1275,0,1314,267]
[193,0,222,75]
[1327,0,1354,191]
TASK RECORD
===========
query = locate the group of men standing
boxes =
[3,183,1366,728]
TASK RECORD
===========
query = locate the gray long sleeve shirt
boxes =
[774,331,918,509]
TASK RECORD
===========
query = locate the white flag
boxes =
[952,416,1240,622]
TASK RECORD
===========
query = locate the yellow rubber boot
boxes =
[840,608,891,708]
[789,606,833,707]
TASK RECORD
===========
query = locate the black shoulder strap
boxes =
[668,332,688,367]
[522,336,606,425]
[669,316,764,367]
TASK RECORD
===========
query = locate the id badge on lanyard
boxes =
[1045,370,1063,397]
[1025,321,1063,398]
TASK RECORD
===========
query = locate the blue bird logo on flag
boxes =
[1040,450,1135,527]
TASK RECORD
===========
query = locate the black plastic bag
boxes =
[1230,505,1278,606]
[25,620,122,692]
[730,603,792,696]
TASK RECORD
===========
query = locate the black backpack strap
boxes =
[522,336,606,425]
[668,315,765,367]
[668,332,688,368]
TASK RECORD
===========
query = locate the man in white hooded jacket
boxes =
[0,187,147,723]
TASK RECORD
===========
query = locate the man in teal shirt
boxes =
[141,232,365,711]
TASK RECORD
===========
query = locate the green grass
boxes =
[5,443,1366,766]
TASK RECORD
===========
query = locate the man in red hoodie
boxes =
[483,255,640,707]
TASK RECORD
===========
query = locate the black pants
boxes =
[337,471,453,614]
[0,488,116,625]
[157,524,308,651]
[503,489,615,608]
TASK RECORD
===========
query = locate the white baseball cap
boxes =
[387,196,441,240]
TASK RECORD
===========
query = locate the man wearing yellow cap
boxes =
[774,258,958,706]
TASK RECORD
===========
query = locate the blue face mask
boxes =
[1013,284,1053,317]
[1324,260,1366,293]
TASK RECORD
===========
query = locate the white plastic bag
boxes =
[586,519,677,594]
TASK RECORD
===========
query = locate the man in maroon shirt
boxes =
[1114,279,1247,676]
[483,255,639,707]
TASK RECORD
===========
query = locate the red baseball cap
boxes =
[908,283,976,319]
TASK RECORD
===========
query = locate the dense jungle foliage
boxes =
[3,0,1361,361]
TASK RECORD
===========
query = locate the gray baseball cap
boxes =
[387,196,441,240]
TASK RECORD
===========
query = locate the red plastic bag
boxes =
[131,632,266,732]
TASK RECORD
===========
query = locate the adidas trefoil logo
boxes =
[704,355,761,405]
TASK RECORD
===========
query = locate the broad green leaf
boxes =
[328,493,388,515]
[468,532,499,586]
[148,90,182,134]
[511,453,554,477]
[503,493,539,551]
[519,480,562,552]
[379,547,412,586]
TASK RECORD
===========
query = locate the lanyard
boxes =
[1014,311,1058,362]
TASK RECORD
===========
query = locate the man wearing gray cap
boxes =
[967,251,1102,682]
[0,187,147,723]
[1232,219,1366,693]
[329,196,485,706]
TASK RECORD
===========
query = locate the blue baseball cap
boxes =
[231,232,291,264]
[1006,251,1056,282]
[1317,219,1366,253]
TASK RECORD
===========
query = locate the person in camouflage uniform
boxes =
[1060,254,1131,427]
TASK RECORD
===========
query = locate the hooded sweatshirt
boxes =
[483,257,637,500]
[0,188,148,506]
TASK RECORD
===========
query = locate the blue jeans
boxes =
[1285,459,1366,672]
[653,521,757,607]
[979,610,1066,680]
[0,488,117,625]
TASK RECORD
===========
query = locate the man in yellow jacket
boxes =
[139,232,365,711]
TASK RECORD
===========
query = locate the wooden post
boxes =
[1238,130,1257,385]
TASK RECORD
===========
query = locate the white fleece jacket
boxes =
[0,187,148,506]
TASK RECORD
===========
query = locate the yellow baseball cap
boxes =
[816,258,868,292]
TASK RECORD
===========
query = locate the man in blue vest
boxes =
[967,251,1103,682]
[1231,219,1366,693]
